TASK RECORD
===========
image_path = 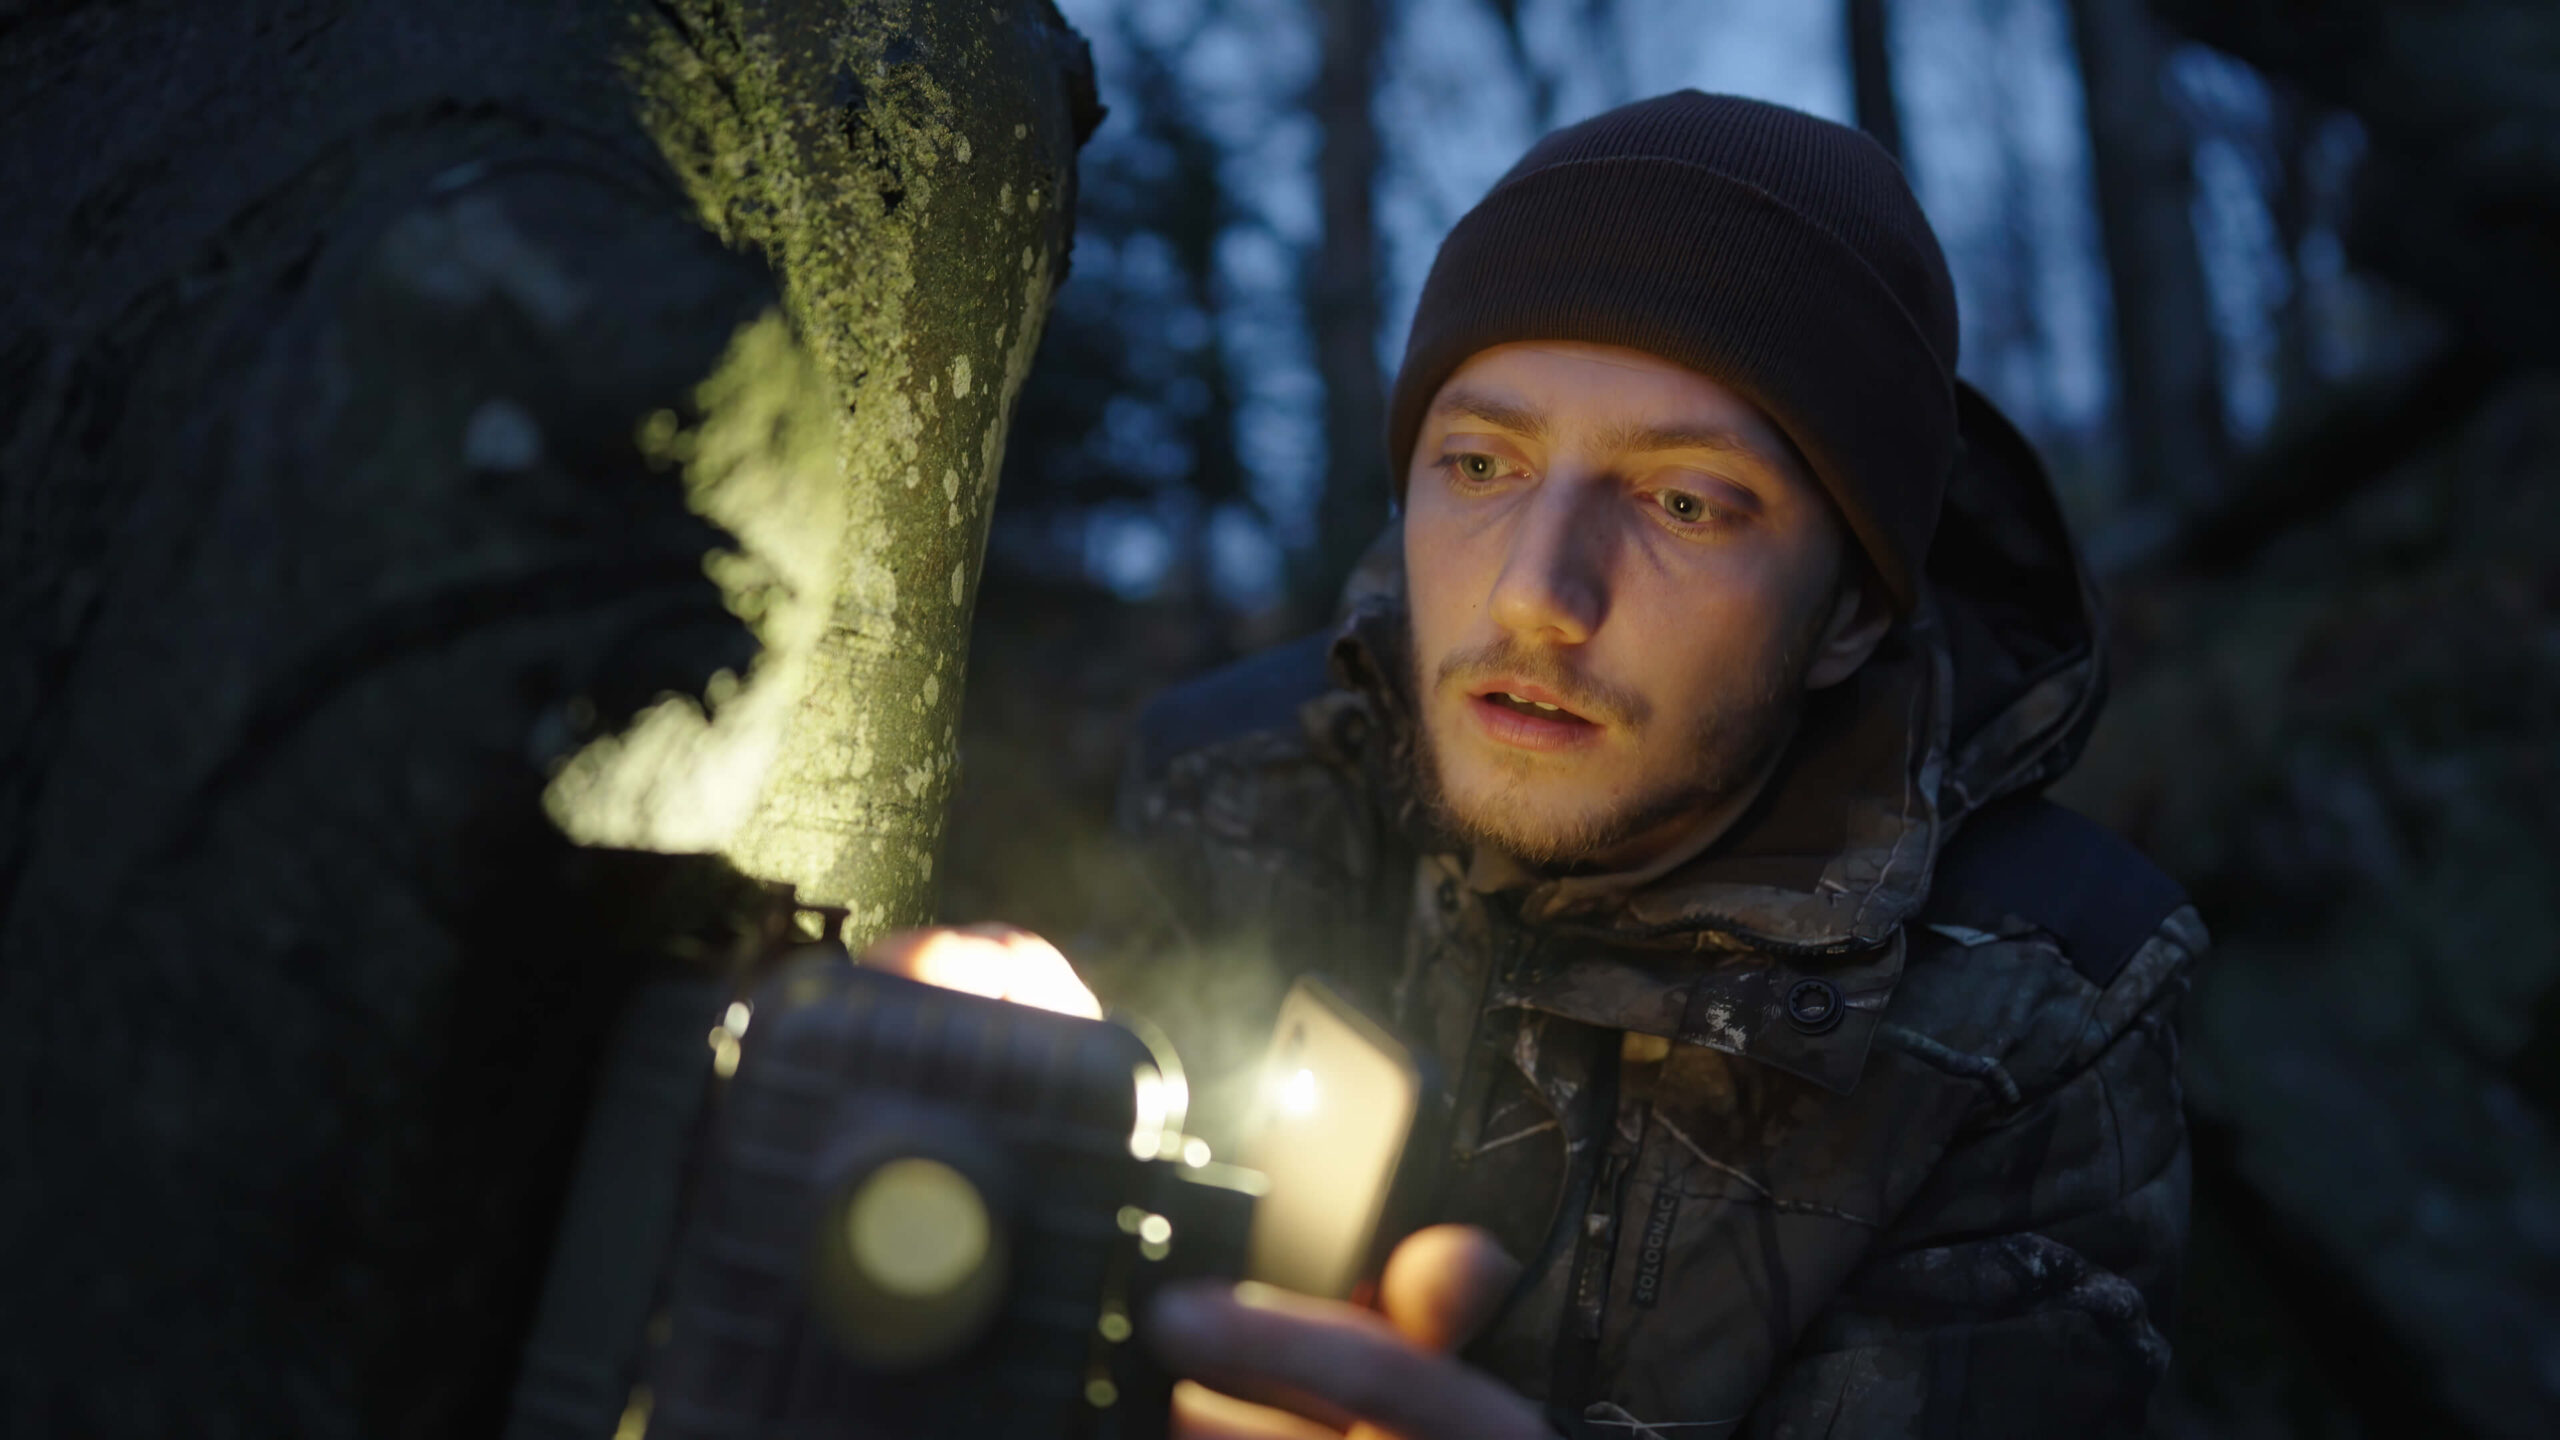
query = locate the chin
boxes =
[1458,813,1607,869]
[1431,761,1627,868]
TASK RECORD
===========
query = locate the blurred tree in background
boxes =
[946,0,2560,1436]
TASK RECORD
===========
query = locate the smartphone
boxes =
[1236,976,1442,1302]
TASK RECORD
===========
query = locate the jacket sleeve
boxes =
[1738,907,2206,1439]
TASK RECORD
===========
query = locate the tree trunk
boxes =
[592,0,1099,935]
[1302,0,1391,619]
[2264,83,2323,414]
[1125,18,1253,608]
[0,1,1094,1433]
[1847,0,1907,165]
[2065,0,2231,506]
[1486,0,1561,132]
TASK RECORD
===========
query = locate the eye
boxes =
[1433,451,1521,486]
[1655,488,1716,525]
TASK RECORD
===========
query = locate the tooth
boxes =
[1532,701,1560,711]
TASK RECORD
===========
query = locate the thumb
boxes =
[1376,1224,1521,1353]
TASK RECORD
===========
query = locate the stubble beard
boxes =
[1403,615,1821,873]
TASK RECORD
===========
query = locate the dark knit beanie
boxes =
[1387,91,1961,613]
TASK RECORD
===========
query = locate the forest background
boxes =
[939,1,2560,1436]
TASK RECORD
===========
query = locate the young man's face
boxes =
[1400,340,1880,871]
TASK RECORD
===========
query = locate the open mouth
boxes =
[1484,690,1579,719]
[1464,680,1601,752]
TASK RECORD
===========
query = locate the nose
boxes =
[1486,476,1607,646]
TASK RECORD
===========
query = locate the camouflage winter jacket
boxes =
[1108,389,2206,1438]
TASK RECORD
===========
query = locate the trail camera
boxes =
[644,949,1260,1439]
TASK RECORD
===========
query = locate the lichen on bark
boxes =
[566,0,1092,940]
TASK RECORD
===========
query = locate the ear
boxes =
[1803,563,1894,691]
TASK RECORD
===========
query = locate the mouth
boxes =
[1463,677,1602,752]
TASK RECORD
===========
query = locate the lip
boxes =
[1469,676,1587,719]
[1463,677,1602,754]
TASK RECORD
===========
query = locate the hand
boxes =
[1152,1224,1555,1440]
[859,922,1102,1019]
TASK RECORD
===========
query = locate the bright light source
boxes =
[1136,1214,1172,1246]
[1132,1068,1169,1158]
[1181,1137,1212,1167]
[909,930,1102,1019]
[723,1001,752,1036]
[1279,1066,1318,1116]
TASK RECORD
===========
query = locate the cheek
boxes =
[1609,564,1798,708]
[1401,503,1489,647]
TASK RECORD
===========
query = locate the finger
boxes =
[858,925,1101,1019]
[1151,1284,1374,1430]
[858,925,947,977]
[1378,1225,1522,1352]
[1150,1282,1553,1440]
[1172,1380,1343,1440]
[860,922,1049,977]
[962,926,1102,1018]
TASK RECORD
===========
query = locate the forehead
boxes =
[1429,340,1807,478]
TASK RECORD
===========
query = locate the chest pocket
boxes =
[1590,1036,1982,1425]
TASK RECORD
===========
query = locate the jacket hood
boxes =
[1325,381,2105,1087]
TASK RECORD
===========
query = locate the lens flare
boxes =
[1131,1068,1169,1159]
[846,1158,990,1299]
[1279,1066,1318,1116]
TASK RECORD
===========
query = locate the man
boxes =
[894,91,2204,1436]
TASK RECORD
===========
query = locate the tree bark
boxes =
[595,0,1099,934]
[1302,0,1392,619]
[2065,0,2232,506]
[0,1,1094,1433]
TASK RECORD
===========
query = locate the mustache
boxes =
[1432,636,1650,730]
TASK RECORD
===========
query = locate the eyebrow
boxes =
[1433,387,1549,441]
[1595,418,1758,457]
[1432,387,1762,460]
